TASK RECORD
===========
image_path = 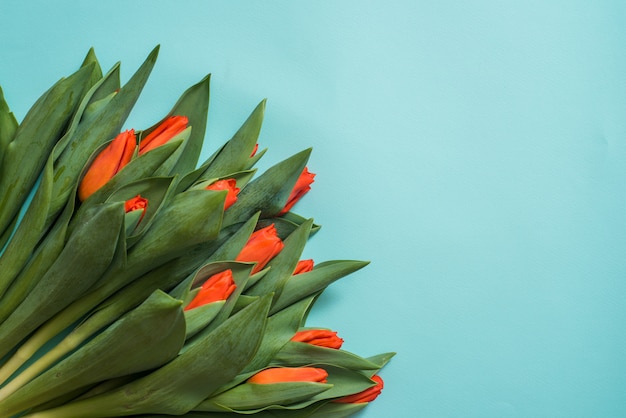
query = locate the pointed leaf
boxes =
[34,294,272,417]
[271,260,369,314]
[0,291,185,417]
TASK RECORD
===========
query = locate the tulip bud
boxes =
[247,367,328,384]
[138,115,188,155]
[123,195,148,231]
[184,270,236,311]
[293,259,314,275]
[78,129,136,201]
[125,195,148,214]
[279,167,315,215]
[291,329,343,349]
[206,179,240,210]
[250,143,259,157]
[334,375,384,403]
[235,224,284,274]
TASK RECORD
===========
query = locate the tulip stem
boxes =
[0,288,105,389]
[0,330,84,402]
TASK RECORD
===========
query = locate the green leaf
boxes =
[198,100,265,181]
[0,290,186,417]
[197,381,333,413]
[80,47,104,88]
[272,342,384,371]
[0,202,125,359]
[257,212,321,239]
[0,188,76,324]
[223,148,311,226]
[123,188,225,274]
[155,73,211,176]
[0,85,18,169]
[242,296,316,374]
[307,402,368,418]
[105,176,175,246]
[271,260,369,315]
[0,62,95,238]
[184,300,225,339]
[49,46,160,220]
[32,294,272,417]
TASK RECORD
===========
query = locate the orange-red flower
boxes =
[138,115,188,155]
[250,143,259,157]
[124,195,148,223]
[247,367,328,384]
[293,259,314,275]
[279,167,315,215]
[235,224,284,274]
[184,269,236,311]
[78,129,136,201]
[334,375,384,403]
[206,179,240,210]
[291,329,343,349]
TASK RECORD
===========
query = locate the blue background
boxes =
[2,1,626,417]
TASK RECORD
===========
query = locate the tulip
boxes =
[247,367,328,384]
[184,270,237,311]
[278,167,315,215]
[124,195,148,223]
[206,179,240,210]
[138,115,188,155]
[235,224,284,274]
[250,143,259,157]
[291,329,343,349]
[293,259,314,275]
[334,375,384,403]
[78,129,136,201]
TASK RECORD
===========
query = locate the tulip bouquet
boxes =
[0,46,393,418]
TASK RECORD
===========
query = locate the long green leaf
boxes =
[0,291,186,416]
[0,63,94,238]
[0,202,124,359]
[28,294,272,417]
[49,46,160,220]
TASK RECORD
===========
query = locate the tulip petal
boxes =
[245,218,313,303]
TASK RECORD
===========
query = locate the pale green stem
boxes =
[0,288,104,387]
[0,324,89,402]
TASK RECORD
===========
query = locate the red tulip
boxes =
[138,115,188,155]
[291,329,343,349]
[184,269,236,311]
[293,259,314,275]
[334,375,384,403]
[279,167,315,215]
[78,129,136,201]
[235,224,284,274]
[247,367,328,384]
[124,195,148,223]
[250,143,259,157]
[206,179,240,210]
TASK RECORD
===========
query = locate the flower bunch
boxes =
[0,47,393,418]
